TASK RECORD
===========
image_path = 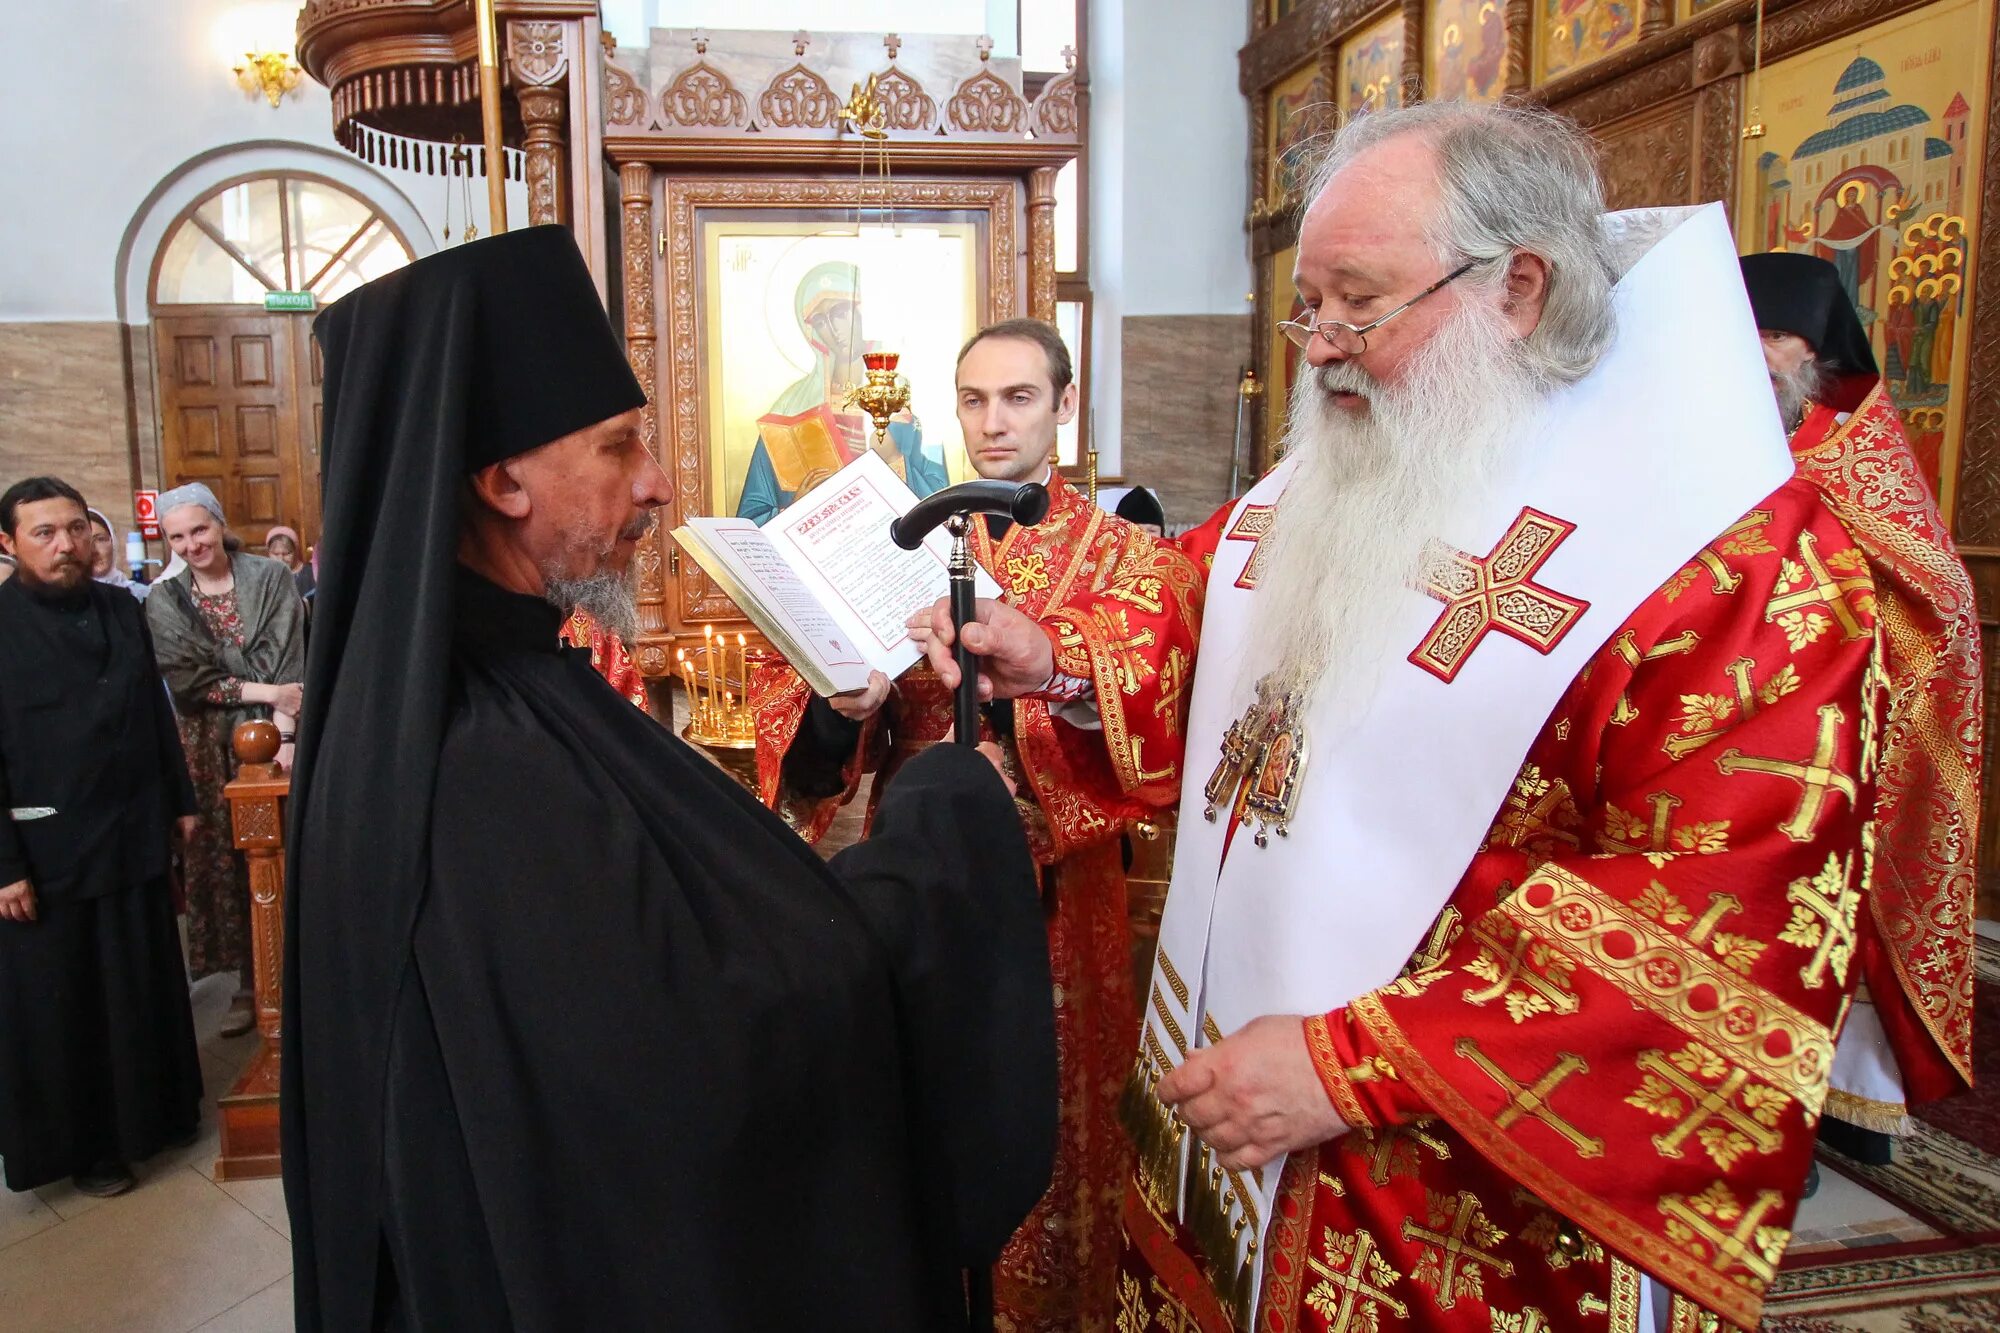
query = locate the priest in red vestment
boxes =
[1740,252,1981,1148]
[560,607,649,710]
[922,103,1887,1332]
[751,318,1202,1331]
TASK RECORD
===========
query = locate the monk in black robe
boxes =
[0,475,203,1198]
[284,226,1058,1332]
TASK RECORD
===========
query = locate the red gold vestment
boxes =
[749,470,1203,1331]
[560,609,648,710]
[1069,477,1880,1332]
[1788,380,1980,1107]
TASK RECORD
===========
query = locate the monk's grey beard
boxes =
[540,513,652,642]
[1770,358,1825,429]
[1244,293,1549,720]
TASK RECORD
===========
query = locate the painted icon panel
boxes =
[1338,9,1406,120]
[1737,0,1993,512]
[1427,0,1508,102]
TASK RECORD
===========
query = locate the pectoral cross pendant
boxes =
[1203,678,1309,847]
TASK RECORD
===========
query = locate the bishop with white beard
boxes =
[923,102,1887,1332]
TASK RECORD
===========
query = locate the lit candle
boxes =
[734,634,748,719]
[712,624,728,716]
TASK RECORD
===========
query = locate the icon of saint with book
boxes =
[735,262,948,523]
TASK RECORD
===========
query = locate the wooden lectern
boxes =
[216,720,290,1181]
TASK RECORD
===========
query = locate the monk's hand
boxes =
[175,815,201,844]
[915,597,1055,701]
[1157,1015,1348,1171]
[830,670,891,721]
[0,877,37,925]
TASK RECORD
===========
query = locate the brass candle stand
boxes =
[675,629,765,767]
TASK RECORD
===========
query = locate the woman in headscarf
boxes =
[263,524,315,600]
[86,507,148,602]
[146,483,306,1036]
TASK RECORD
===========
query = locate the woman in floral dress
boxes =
[147,485,305,1036]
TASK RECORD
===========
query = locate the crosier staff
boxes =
[887,476,1049,1333]
[891,480,1050,748]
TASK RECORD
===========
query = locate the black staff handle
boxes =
[888,479,1052,550]
[890,480,1052,750]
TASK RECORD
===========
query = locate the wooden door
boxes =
[154,311,306,550]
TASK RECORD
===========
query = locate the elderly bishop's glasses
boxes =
[1275,260,1479,356]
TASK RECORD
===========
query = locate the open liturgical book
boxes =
[672,452,1000,696]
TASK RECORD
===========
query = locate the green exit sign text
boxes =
[264,291,317,312]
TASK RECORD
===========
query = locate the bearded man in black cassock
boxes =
[283,225,1058,1332]
[0,476,203,1199]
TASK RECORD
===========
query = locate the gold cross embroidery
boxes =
[1130,735,1175,786]
[1003,551,1050,593]
[1488,766,1580,854]
[1224,504,1275,590]
[1456,1039,1605,1157]
[1400,1189,1516,1309]
[1766,531,1871,644]
[1147,1277,1199,1333]
[1596,791,1685,858]
[1406,906,1465,974]
[1305,1225,1410,1329]
[1152,646,1191,736]
[1685,892,1744,947]
[1631,1049,1783,1168]
[1658,1184,1787,1285]
[1781,852,1860,988]
[1715,703,1857,843]
[1493,1309,1553,1333]
[1410,508,1590,684]
[1461,917,1580,1019]
[1608,630,1700,727]
[1685,510,1774,597]
[1663,658,1762,760]
[1347,1121,1454,1186]
[1099,610,1158,696]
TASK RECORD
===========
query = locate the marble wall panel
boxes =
[1119,314,1253,530]
[0,321,137,527]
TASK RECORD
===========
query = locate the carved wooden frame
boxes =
[620,173,1023,671]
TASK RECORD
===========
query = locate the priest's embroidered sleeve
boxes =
[749,659,883,844]
[561,609,648,710]
[1316,479,1881,1326]
[1034,517,1216,808]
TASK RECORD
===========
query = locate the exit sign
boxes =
[264,290,317,312]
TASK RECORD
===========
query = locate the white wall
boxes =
[601,1,1020,55]
[1118,1,1252,318]
[1089,0,1252,472]
[1,0,511,322]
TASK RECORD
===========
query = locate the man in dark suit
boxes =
[0,476,203,1198]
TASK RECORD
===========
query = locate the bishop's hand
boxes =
[1156,1015,1349,1171]
[907,597,1054,701]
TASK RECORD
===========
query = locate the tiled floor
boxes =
[1787,1158,1941,1257]
[0,974,292,1333]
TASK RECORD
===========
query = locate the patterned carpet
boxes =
[1760,946,2000,1329]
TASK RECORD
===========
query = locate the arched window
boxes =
[153,173,415,307]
